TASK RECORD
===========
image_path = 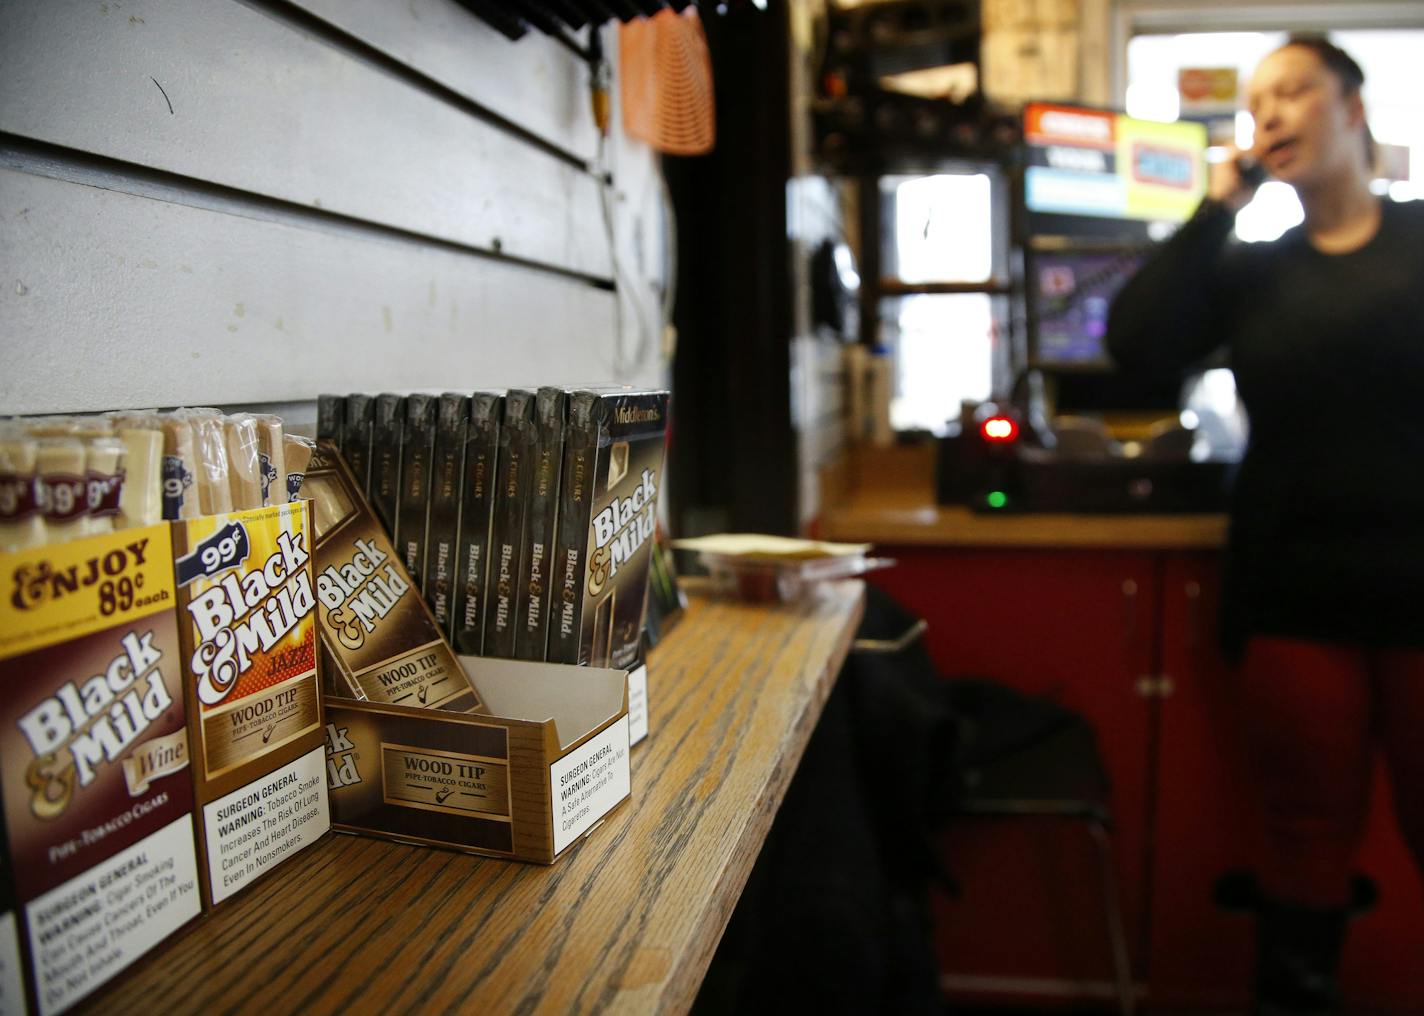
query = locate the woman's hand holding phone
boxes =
[1209,144,1267,212]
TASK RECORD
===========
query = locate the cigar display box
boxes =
[326,657,630,863]
[171,501,329,908]
[0,524,202,1015]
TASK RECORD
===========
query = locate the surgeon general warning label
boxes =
[201,747,328,905]
[25,816,199,1016]
[627,664,648,746]
[549,717,630,856]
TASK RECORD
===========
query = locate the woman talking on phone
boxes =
[1107,35,1424,1016]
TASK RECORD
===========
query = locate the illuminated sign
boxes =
[1023,102,1206,224]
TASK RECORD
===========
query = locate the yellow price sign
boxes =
[0,523,176,659]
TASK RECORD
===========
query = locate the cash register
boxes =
[937,102,1241,514]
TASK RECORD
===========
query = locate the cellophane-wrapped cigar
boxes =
[160,412,201,519]
[81,435,124,535]
[0,424,44,552]
[107,412,164,529]
[284,433,315,503]
[23,416,82,439]
[252,414,286,507]
[224,414,264,511]
[34,437,88,546]
[185,408,233,516]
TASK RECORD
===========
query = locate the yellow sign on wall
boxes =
[1118,116,1208,223]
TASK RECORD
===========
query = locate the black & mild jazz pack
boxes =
[547,389,669,671]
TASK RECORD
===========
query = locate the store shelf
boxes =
[877,278,1012,296]
[94,582,865,1015]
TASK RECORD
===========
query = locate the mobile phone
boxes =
[1236,155,1267,188]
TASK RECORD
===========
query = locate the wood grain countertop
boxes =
[93,582,865,1016]
[819,446,1229,550]
[821,489,1229,549]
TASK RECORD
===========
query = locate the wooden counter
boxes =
[819,446,1228,549]
[97,583,865,1016]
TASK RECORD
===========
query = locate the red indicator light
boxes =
[981,416,1018,442]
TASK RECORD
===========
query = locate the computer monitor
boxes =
[1027,248,1149,369]
[1020,103,1208,412]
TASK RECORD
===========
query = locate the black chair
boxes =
[849,588,1136,1016]
[946,693,1136,1016]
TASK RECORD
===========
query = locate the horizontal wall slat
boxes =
[0,169,633,415]
[0,0,609,280]
[291,0,601,166]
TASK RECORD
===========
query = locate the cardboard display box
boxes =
[326,657,629,863]
[170,501,329,908]
[0,524,202,1015]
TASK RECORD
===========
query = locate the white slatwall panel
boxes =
[291,0,601,165]
[0,0,608,278]
[0,0,670,417]
[0,169,621,414]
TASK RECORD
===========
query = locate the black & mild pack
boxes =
[342,393,375,495]
[514,387,567,661]
[483,390,537,659]
[450,393,501,654]
[369,393,403,541]
[397,393,436,589]
[423,393,468,633]
[317,394,345,451]
[548,389,669,669]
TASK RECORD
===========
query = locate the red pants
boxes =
[1242,637,1424,908]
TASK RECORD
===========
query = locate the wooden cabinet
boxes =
[867,545,1424,1012]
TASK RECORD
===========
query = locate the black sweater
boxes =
[1107,198,1424,655]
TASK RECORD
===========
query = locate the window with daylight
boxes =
[1126,28,1424,242]
[878,172,1007,435]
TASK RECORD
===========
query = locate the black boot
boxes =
[1253,898,1348,1016]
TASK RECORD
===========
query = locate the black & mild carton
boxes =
[397,394,436,590]
[450,393,501,654]
[170,501,328,910]
[0,525,201,1015]
[483,391,536,659]
[303,442,484,713]
[514,388,566,661]
[423,393,468,634]
[548,390,669,669]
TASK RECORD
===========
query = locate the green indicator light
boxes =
[986,491,1008,509]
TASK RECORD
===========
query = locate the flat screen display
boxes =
[1029,249,1148,367]
[1023,103,1208,225]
